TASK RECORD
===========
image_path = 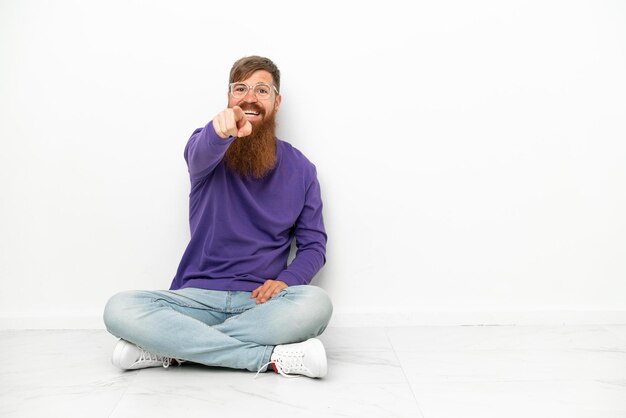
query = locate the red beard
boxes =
[224,113,277,179]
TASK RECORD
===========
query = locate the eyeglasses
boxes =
[229,82,278,100]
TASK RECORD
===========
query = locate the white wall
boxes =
[1,0,625,328]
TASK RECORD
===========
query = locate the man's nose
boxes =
[242,89,258,102]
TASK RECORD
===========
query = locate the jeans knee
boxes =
[102,290,136,336]
[309,286,333,327]
[288,285,333,334]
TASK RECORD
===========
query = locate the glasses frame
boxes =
[229,82,279,100]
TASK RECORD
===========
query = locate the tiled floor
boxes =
[1,326,626,417]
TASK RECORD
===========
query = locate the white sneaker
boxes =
[111,339,181,370]
[258,338,327,378]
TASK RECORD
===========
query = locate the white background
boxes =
[1,0,625,328]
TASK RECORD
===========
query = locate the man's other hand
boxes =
[212,106,253,139]
[251,279,288,304]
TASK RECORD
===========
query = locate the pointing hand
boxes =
[212,106,252,139]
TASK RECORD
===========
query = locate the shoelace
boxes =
[137,349,183,369]
[254,350,311,379]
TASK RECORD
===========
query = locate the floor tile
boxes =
[604,325,626,344]
[2,326,625,417]
[109,365,423,418]
[0,330,133,418]
[395,348,626,383]
[409,379,626,418]
[326,349,407,384]
[387,325,626,351]
[318,326,393,351]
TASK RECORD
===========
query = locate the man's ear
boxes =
[273,95,282,113]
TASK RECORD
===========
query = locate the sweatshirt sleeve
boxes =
[184,120,235,180]
[277,168,327,286]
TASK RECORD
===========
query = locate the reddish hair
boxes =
[229,56,281,92]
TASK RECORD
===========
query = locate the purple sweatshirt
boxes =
[169,121,327,292]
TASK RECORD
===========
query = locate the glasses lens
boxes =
[231,83,248,98]
[253,83,272,99]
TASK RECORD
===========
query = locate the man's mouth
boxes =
[242,108,263,121]
[240,104,263,117]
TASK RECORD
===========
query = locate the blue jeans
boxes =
[103,285,333,372]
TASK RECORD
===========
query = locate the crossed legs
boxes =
[103,285,333,372]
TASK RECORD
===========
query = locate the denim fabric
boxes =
[103,285,333,372]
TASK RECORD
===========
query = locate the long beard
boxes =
[224,114,277,179]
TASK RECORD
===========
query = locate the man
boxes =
[103,56,332,378]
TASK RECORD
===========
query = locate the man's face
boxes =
[228,70,281,127]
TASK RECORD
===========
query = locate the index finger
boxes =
[232,105,246,122]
